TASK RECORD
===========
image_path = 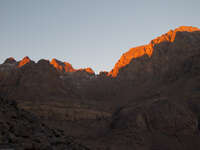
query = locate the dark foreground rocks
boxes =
[0,97,89,150]
[105,99,200,150]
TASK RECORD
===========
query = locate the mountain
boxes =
[3,57,16,64]
[0,57,95,101]
[0,59,72,102]
[109,26,200,78]
[1,26,200,150]
[50,58,95,74]
[50,58,75,72]
[18,56,34,67]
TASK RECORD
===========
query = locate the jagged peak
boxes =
[50,58,63,67]
[50,58,58,65]
[50,58,75,72]
[108,45,152,77]
[174,26,200,32]
[108,26,200,77]
[50,58,60,64]
[63,62,75,72]
[84,68,95,74]
[151,26,200,44]
[18,56,33,67]
[63,62,73,68]
[50,58,62,71]
[77,68,95,74]
[49,58,95,74]
[4,57,16,64]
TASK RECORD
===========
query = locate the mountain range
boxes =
[0,26,200,150]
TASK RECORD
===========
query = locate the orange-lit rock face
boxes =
[108,26,200,77]
[108,45,153,77]
[18,56,31,67]
[50,59,63,71]
[50,58,94,74]
[84,68,95,74]
[77,68,95,74]
[50,58,75,72]
[64,62,75,72]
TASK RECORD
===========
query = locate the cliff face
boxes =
[1,26,200,150]
[18,56,34,68]
[50,58,95,74]
[109,26,200,78]
[1,26,200,105]
[50,58,75,72]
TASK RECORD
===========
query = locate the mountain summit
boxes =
[108,26,200,77]
[1,26,200,150]
[50,58,75,72]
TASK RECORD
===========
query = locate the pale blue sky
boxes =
[0,0,199,73]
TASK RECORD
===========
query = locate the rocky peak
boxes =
[50,58,94,74]
[174,26,200,32]
[18,56,33,67]
[80,68,95,74]
[151,26,200,45]
[64,62,75,72]
[3,57,16,64]
[50,58,63,71]
[75,68,95,76]
[50,58,75,72]
[109,26,200,77]
[108,45,152,77]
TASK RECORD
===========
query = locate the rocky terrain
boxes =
[0,26,200,149]
[0,96,89,150]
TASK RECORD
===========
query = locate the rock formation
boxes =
[0,96,89,150]
[0,26,200,150]
[50,58,75,72]
[50,58,95,75]
[3,57,16,64]
[18,56,34,68]
[109,26,200,77]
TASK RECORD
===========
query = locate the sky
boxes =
[0,0,200,73]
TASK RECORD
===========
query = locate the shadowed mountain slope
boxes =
[0,26,200,149]
[109,26,200,77]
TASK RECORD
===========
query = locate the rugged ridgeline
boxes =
[0,57,96,101]
[1,26,200,150]
[109,26,200,79]
[50,58,94,74]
